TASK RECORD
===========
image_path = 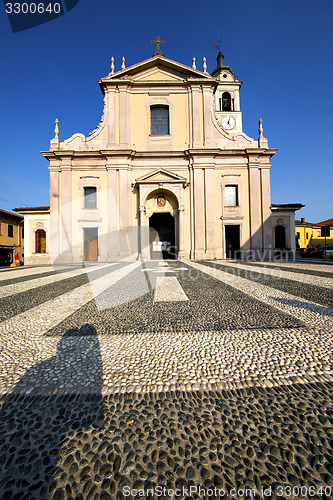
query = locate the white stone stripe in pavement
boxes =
[0,261,141,345]
[233,260,333,273]
[0,266,60,281]
[154,276,189,302]
[0,263,105,282]
[211,260,333,289]
[0,263,115,298]
[186,261,333,330]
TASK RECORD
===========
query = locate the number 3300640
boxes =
[5,3,61,14]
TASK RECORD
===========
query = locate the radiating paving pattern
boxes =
[210,260,333,288]
[0,263,115,298]
[236,259,333,274]
[0,264,78,283]
[0,259,332,499]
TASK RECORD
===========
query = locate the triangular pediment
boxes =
[135,169,188,184]
[100,55,212,85]
[133,68,184,82]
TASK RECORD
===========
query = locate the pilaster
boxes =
[289,215,296,252]
[193,168,205,259]
[107,88,116,145]
[118,87,130,147]
[107,168,118,260]
[118,167,131,256]
[178,205,186,259]
[248,164,262,250]
[60,167,72,262]
[49,169,60,264]
[191,86,201,148]
[204,167,215,257]
[260,167,272,250]
[234,90,240,111]
[202,87,213,146]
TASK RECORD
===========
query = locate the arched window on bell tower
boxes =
[220,92,233,111]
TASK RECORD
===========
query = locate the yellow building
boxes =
[17,47,301,264]
[0,209,24,266]
[295,218,333,250]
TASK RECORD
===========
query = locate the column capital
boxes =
[118,85,131,93]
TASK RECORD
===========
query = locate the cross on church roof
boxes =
[151,36,166,56]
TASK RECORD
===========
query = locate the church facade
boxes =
[19,48,291,265]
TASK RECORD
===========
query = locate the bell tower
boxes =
[212,48,243,134]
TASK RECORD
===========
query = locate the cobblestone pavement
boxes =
[0,260,332,499]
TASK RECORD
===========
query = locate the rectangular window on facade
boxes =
[8,224,13,237]
[22,227,24,239]
[225,185,238,206]
[151,106,169,135]
[84,187,97,209]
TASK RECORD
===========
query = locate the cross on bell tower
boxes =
[215,37,222,52]
[151,36,166,56]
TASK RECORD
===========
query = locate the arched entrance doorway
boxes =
[149,212,176,260]
[145,190,178,260]
[35,229,46,253]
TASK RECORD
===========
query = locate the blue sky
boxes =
[0,0,332,222]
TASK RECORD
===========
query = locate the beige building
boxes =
[13,207,50,266]
[271,204,304,253]
[18,48,301,265]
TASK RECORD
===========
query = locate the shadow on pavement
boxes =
[271,297,333,317]
[0,324,104,498]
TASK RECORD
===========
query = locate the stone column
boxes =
[107,168,118,260]
[260,167,272,253]
[60,167,72,263]
[49,169,60,264]
[248,165,262,252]
[178,205,185,259]
[221,219,226,259]
[138,206,148,260]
